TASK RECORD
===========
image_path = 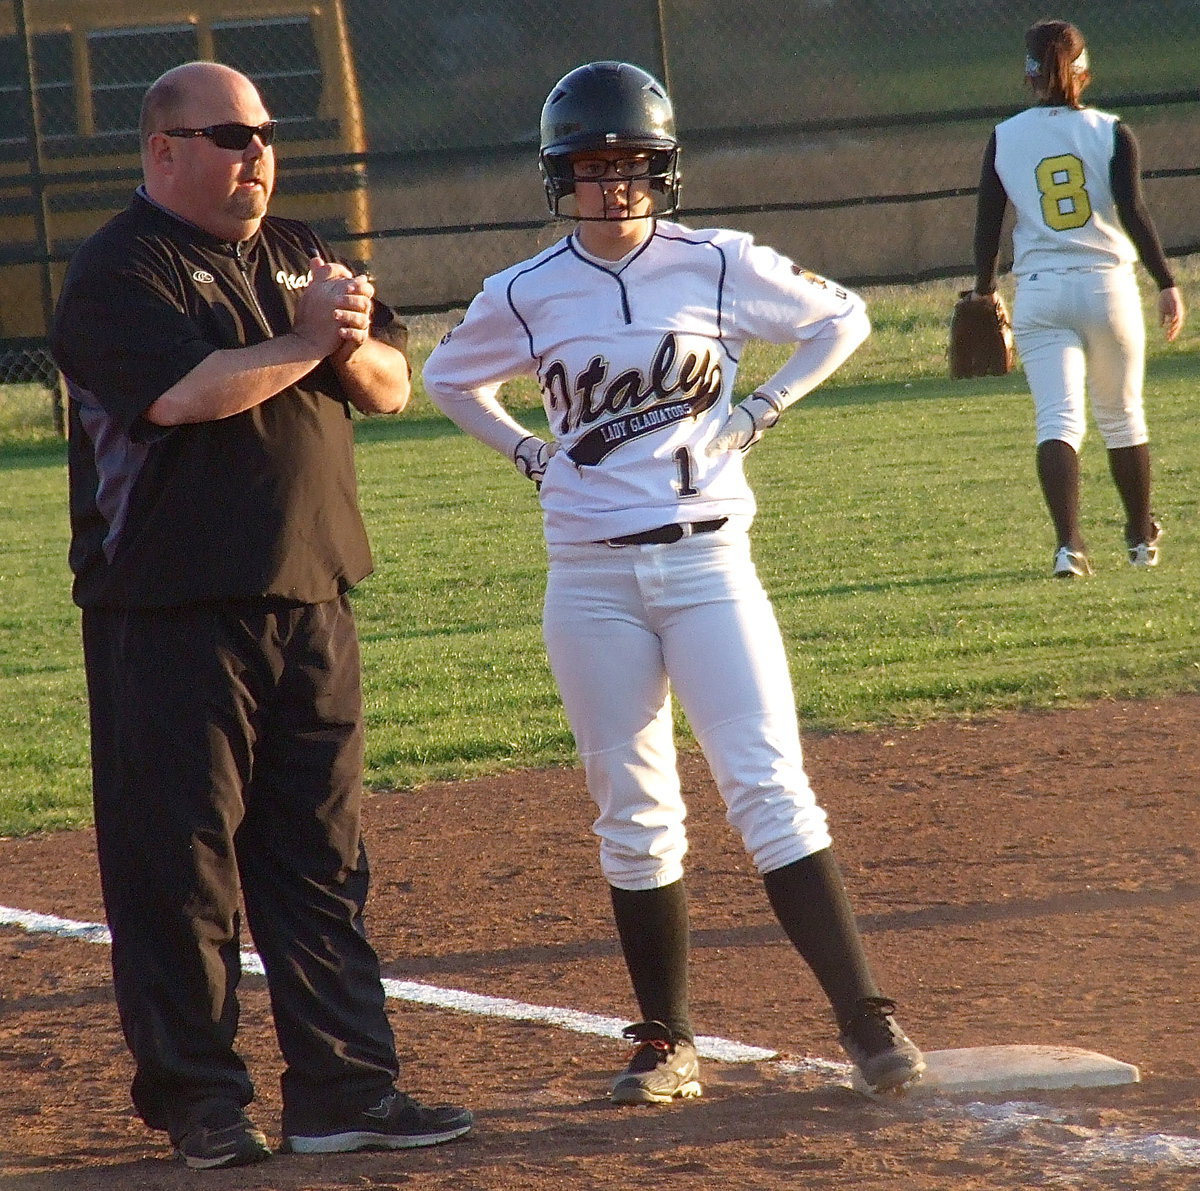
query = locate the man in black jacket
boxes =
[51,60,472,1169]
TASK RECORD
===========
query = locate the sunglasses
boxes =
[162,120,277,150]
[571,155,653,181]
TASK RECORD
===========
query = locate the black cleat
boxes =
[838,997,926,1093]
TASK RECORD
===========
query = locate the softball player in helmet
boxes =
[971,20,1185,578]
[423,60,924,1101]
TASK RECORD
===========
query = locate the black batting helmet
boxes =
[539,61,681,217]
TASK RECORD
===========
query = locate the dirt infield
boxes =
[3,695,1200,1190]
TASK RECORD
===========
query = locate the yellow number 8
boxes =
[1035,153,1093,231]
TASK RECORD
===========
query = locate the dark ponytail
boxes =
[1025,19,1090,108]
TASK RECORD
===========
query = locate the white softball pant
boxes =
[542,524,832,891]
[1012,263,1147,452]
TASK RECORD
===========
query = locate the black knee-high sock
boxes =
[762,848,881,1030]
[1107,443,1154,543]
[1038,438,1084,550]
[609,879,693,1042]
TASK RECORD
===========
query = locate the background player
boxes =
[970,19,1185,578]
[423,60,924,1103]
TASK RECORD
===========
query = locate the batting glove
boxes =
[705,391,783,456]
[512,434,558,485]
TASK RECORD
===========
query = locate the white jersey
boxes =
[423,220,868,545]
[994,106,1138,278]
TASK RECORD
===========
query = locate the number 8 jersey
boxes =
[993,106,1138,278]
[423,220,868,545]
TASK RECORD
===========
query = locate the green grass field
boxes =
[3,269,1198,836]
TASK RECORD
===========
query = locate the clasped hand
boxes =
[292,256,374,358]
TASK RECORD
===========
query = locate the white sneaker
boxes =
[1127,522,1162,568]
[1053,547,1092,578]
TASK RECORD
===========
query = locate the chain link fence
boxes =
[3,0,1198,430]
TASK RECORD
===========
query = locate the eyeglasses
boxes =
[161,121,277,150]
[571,155,653,181]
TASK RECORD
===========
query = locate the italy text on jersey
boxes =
[550,333,723,465]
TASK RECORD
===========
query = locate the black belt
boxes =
[602,518,728,547]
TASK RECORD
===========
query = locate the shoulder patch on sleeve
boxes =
[793,265,847,300]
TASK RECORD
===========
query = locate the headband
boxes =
[1025,48,1089,77]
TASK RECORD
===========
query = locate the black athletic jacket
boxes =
[52,191,400,608]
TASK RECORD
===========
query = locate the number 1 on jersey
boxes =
[1035,153,1093,231]
[673,446,699,497]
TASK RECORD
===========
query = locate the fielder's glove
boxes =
[705,391,783,455]
[512,434,558,486]
[948,290,1014,379]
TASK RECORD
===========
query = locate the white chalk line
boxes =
[0,905,773,1064]
[5,903,1200,1172]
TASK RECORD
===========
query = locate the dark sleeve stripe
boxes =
[1111,122,1176,290]
[70,378,159,563]
[652,228,732,362]
[506,241,573,360]
[973,131,1006,294]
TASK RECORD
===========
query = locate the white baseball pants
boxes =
[1013,263,1147,451]
[542,525,832,891]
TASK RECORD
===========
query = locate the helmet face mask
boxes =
[539,61,681,219]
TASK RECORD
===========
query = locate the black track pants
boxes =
[82,596,398,1136]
